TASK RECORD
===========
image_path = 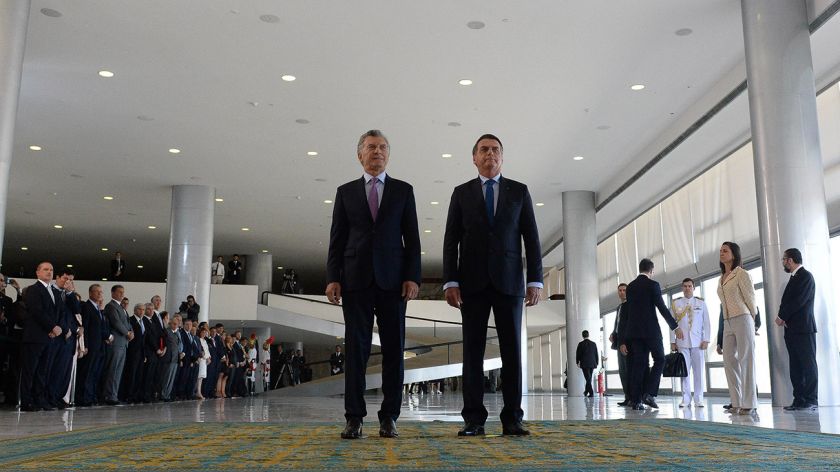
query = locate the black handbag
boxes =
[663,352,688,378]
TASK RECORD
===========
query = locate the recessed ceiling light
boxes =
[467,21,485,29]
[307,151,318,156]
[101,278,107,281]
[261,249,268,253]
[98,70,115,78]
[40,8,62,17]
[441,153,452,158]
[424,229,432,233]
[101,248,108,251]
[277,266,284,270]
[675,28,693,36]
[421,251,426,255]
[573,156,584,161]
[29,145,42,151]
[241,227,250,231]
[215,198,224,202]
[168,148,181,154]
[630,84,645,91]
[21,247,28,251]
[103,196,114,200]
[260,14,280,23]
[536,202,545,207]
[281,75,296,82]
[66,264,74,268]
[447,122,461,127]
[295,118,310,124]
[430,201,439,205]
[458,79,473,86]
[147,225,157,229]
[137,265,144,269]
[324,200,333,204]
[54,224,63,229]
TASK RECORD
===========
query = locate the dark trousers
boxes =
[49,338,76,405]
[461,287,524,426]
[76,347,104,404]
[628,337,664,403]
[19,342,53,408]
[174,362,188,398]
[3,331,22,405]
[617,350,629,400]
[581,367,594,396]
[342,286,405,423]
[124,349,145,402]
[785,332,818,405]
[143,354,160,401]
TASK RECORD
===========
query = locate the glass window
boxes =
[754,287,771,394]
[748,266,763,286]
[709,367,728,390]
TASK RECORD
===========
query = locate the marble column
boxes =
[562,191,600,397]
[165,185,214,323]
[742,0,840,406]
[245,253,273,303]
[0,0,31,264]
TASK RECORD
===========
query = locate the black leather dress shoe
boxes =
[379,419,399,438]
[105,399,120,406]
[617,400,629,407]
[20,404,41,412]
[723,403,732,410]
[341,419,363,439]
[783,403,801,411]
[797,403,818,411]
[502,422,530,436]
[457,423,485,437]
[632,403,646,411]
[643,394,659,409]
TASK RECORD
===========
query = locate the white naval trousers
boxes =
[679,347,705,405]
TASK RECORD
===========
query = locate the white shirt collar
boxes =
[478,174,501,184]
[791,265,802,276]
[38,280,52,289]
[364,171,387,183]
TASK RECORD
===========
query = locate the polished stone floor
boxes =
[0,392,836,439]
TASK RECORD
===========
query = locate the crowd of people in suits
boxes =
[0,262,278,411]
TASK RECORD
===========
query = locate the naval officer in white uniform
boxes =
[670,278,711,408]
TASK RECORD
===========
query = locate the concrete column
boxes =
[245,253,273,303]
[562,191,600,397]
[0,0,31,265]
[165,185,214,323]
[742,0,840,406]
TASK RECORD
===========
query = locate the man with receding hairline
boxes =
[20,262,62,411]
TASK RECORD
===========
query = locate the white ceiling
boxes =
[4,0,836,288]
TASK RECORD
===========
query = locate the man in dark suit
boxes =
[776,248,819,411]
[76,284,109,406]
[110,251,126,281]
[609,283,631,405]
[0,275,22,406]
[142,303,164,402]
[576,330,599,397]
[160,314,181,402]
[175,318,194,399]
[102,285,133,405]
[443,134,542,437]
[48,267,81,408]
[329,345,345,375]
[124,303,146,403]
[619,259,682,411]
[326,129,421,440]
[228,255,243,284]
[19,262,62,411]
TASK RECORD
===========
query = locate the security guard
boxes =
[670,278,711,408]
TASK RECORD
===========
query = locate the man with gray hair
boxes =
[326,129,421,439]
[102,285,133,405]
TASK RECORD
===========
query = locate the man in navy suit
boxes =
[776,248,819,411]
[48,267,81,408]
[619,259,683,410]
[326,129,421,439]
[19,262,62,411]
[75,284,109,406]
[443,134,543,436]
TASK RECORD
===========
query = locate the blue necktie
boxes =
[484,180,495,227]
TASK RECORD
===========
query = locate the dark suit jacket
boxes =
[228,260,242,278]
[778,267,817,334]
[81,300,108,354]
[179,329,194,363]
[22,281,59,344]
[110,259,126,279]
[576,339,599,369]
[56,290,81,346]
[611,302,627,350]
[127,316,145,358]
[144,315,164,358]
[621,274,677,343]
[326,175,421,292]
[443,176,542,297]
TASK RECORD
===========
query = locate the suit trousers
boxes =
[460,287,524,426]
[678,347,705,405]
[19,342,53,408]
[161,361,178,400]
[581,367,594,396]
[722,314,757,409]
[342,286,405,423]
[143,354,160,401]
[628,337,665,403]
[102,344,127,402]
[49,338,76,405]
[784,332,818,406]
[617,350,629,400]
[76,347,104,404]
[124,349,145,402]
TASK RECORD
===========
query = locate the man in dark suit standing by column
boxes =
[776,248,819,411]
[576,330,599,397]
[326,129,421,440]
[76,284,108,406]
[19,262,62,411]
[443,134,543,437]
[609,283,631,405]
[619,259,682,411]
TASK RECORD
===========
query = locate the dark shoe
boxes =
[457,423,485,437]
[40,404,56,411]
[632,403,646,411]
[502,422,530,436]
[783,403,800,411]
[723,403,732,410]
[20,404,41,412]
[105,399,120,406]
[643,394,659,409]
[617,400,629,407]
[341,419,363,439]
[797,403,818,411]
[379,419,399,438]
[75,401,92,408]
